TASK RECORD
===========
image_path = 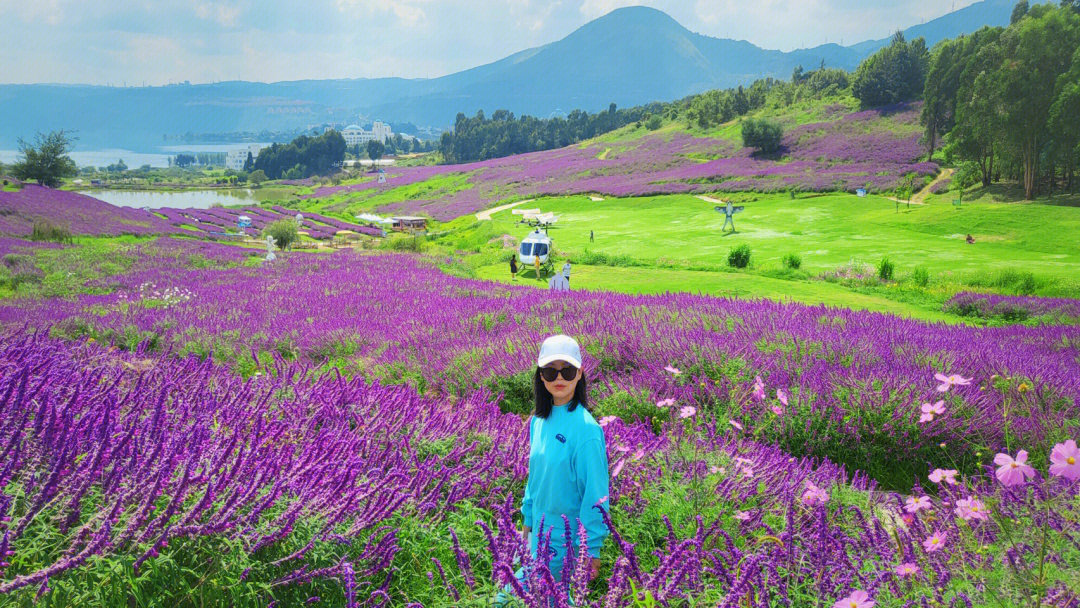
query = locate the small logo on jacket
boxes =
[555,433,567,443]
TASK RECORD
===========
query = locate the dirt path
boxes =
[912,168,954,204]
[883,168,954,207]
[696,195,724,204]
[476,199,534,221]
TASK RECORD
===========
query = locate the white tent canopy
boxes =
[355,213,393,224]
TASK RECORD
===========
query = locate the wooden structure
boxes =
[391,216,427,232]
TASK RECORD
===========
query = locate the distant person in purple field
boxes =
[493,334,610,606]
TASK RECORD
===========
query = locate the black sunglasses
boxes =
[539,365,578,382]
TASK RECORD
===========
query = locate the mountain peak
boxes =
[575,5,688,35]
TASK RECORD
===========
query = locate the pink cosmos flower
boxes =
[918,400,945,423]
[734,511,751,521]
[598,415,618,427]
[771,405,784,416]
[776,389,788,406]
[1049,439,1080,481]
[664,365,681,375]
[802,480,829,506]
[656,398,676,408]
[928,468,958,485]
[893,563,919,577]
[994,450,1036,487]
[954,497,988,522]
[904,496,931,513]
[679,406,696,419]
[594,495,609,507]
[752,376,766,401]
[631,448,645,461]
[832,590,875,608]
[935,373,972,392]
[728,418,742,430]
[922,531,947,552]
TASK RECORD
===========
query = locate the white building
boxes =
[225,144,265,171]
[341,121,392,147]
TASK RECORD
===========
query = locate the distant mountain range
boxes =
[0,0,1023,152]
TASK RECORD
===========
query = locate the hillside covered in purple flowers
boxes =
[304,102,936,221]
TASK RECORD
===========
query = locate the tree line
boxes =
[437,65,852,164]
[347,133,435,159]
[171,153,227,168]
[437,104,653,164]
[253,130,347,180]
[916,2,1080,199]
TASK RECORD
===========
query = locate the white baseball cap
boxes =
[537,334,582,368]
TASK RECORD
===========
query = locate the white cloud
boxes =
[0,0,66,25]
[194,2,244,27]
[334,0,431,26]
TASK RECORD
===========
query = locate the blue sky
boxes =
[0,0,979,85]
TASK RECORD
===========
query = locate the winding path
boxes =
[912,168,954,204]
[884,168,955,207]
[476,199,534,221]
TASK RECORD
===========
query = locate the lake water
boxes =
[0,143,273,169]
[77,189,260,210]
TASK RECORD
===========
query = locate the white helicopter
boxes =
[517,228,554,275]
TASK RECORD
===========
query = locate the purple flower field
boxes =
[0,240,1078,606]
[946,292,1080,321]
[4,245,1077,488]
[0,185,381,240]
[311,103,938,221]
[0,185,177,237]
[156,204,382,239]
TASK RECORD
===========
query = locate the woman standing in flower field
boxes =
[495,334,610,605]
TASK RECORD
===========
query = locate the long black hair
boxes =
[532,367,588,419]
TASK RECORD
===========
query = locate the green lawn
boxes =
[474,262,959,323]
[481,191,1080,288]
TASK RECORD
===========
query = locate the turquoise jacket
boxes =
[521,401,610,577]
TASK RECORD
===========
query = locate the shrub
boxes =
[910,266,930,287]
[877,256,895,281]
[30,219,73,244]
[576,249,644,268]
[740,118,784,155]
[781,253,802,270]
[264,219,299,251]
[383,234,426,252]
[485,370,535,416]
[644,115,663,131]
[728,244,752,269]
